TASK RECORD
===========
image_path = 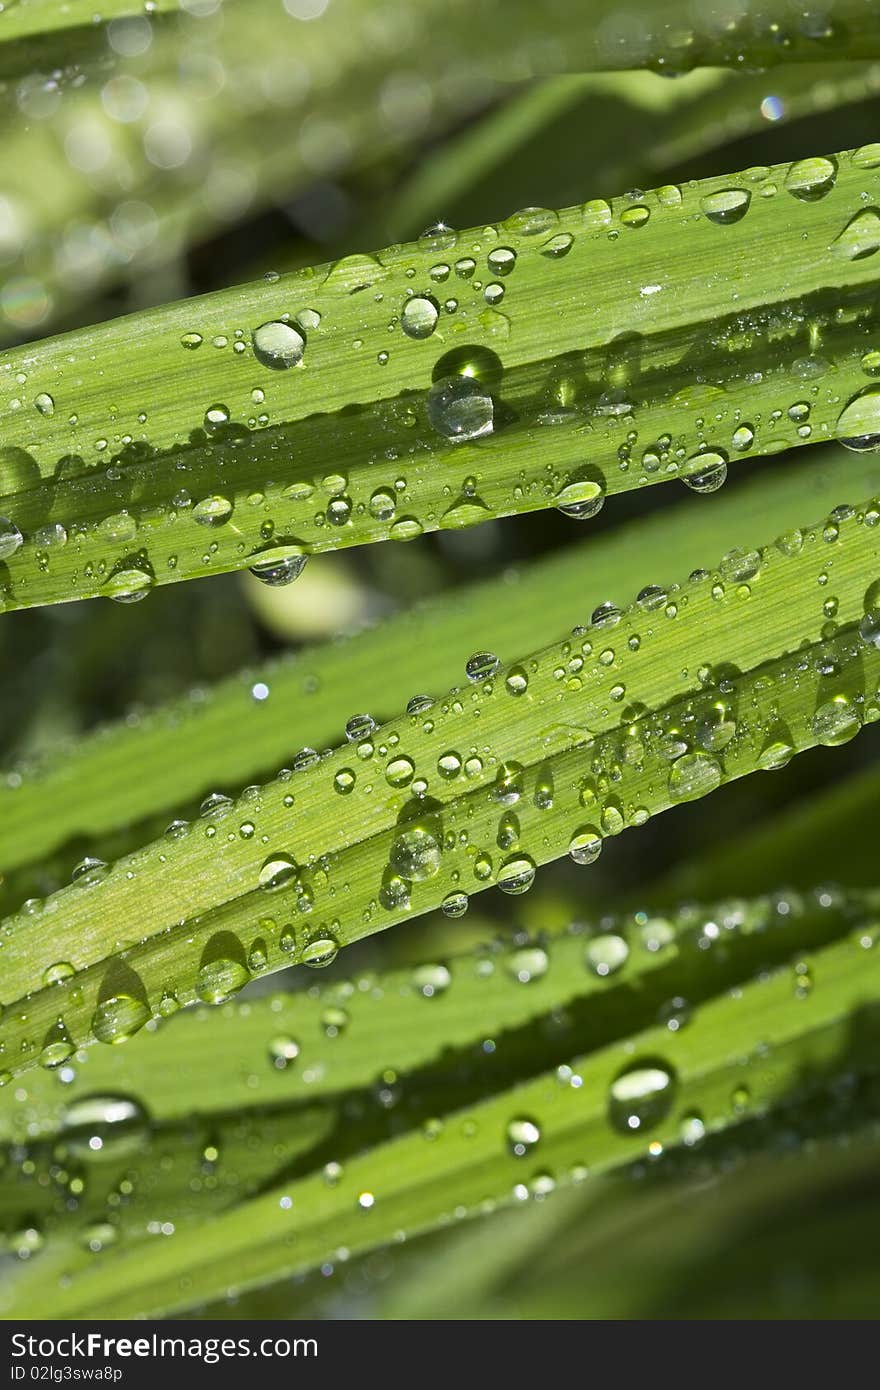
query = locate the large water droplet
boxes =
[0,517,24,559]
[92,994,151,1045]
[555,477,605,520]
[585,934,629,977]
[401,295,440,340]
[465,651,500,682]
[608,1061,676,1134]
[196,955,251,1004]
[683,451,727,493]
[248,545,307,586]
[830,209,880,261]
[259,853,298,890]
[389,824,442,881]
[811,695,860,746]
[252,320,306,369]
[426,376,494,442]
[785,155,837,201]
[668,752,722,801]
[497,854,537,895]
[104,565,154,604]
[60,1093,150,1161]
[837,387,880,450]
[39,1018,75,1070]
[301,933,339,968]
[700,188,751,225]
[193,495,233,526]
[506,1117,541,1155]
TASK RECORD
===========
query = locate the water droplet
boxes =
[608,1061,676,1134]
[683,450,728,493]
[700,188,751,225]
[193,495,233,526]
[555,477,605,520]
[785,155,837,201]
[196,955,251,1004]
[269,1036,300,1069]
[203,403,230,432]
[302,934,339,968]
[585,934,629,977]
[402,295,440,340]
[830,208,880,261]
[621,204,650,228]
[507,946,548,983]
[413,963,451,997]
[346,713,377,742]
[732,423,755,450]
[252,320,306,369]
[34,391,54,416]
[441,890,468,918]
[583,199,612,230]
[369,488,396,522]
[92,994,151,1045]
[837,387,880,450]
[60,1094,149,1160]
[292,747,320,772]
[487,247,517,276]
[497,854,536,895]
[540,232,574,258]
[505,206,557,237]
[418,222,456,253]
[43,960,75,986]
[812,695,860,746]
[0,517,23,559]
[426,376,494,441]
[259,853,298,890]
[858,610,880,648]
[507,1117,541,1155]
[40,1018,75,1069]
[668,752,722,801]
[505,666,529,696]
[104,564,153,604]
[386,755,415,787]
[569,828,602,865]
[248,545,307,586]
[695,698,737,751]
[390,824,442,880]
[465,651,500,682]
[181,332,202,350]
[72,857,109,886]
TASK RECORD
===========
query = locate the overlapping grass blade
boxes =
[3,888,877,1316]
[3,147,880,611]
[1,489,879,1078]
[4,448,877,896]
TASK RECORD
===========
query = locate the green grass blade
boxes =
[3,146,880,611]
[5,449,878,894]
[4,904,878,1317]
[1,489,879,1078]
